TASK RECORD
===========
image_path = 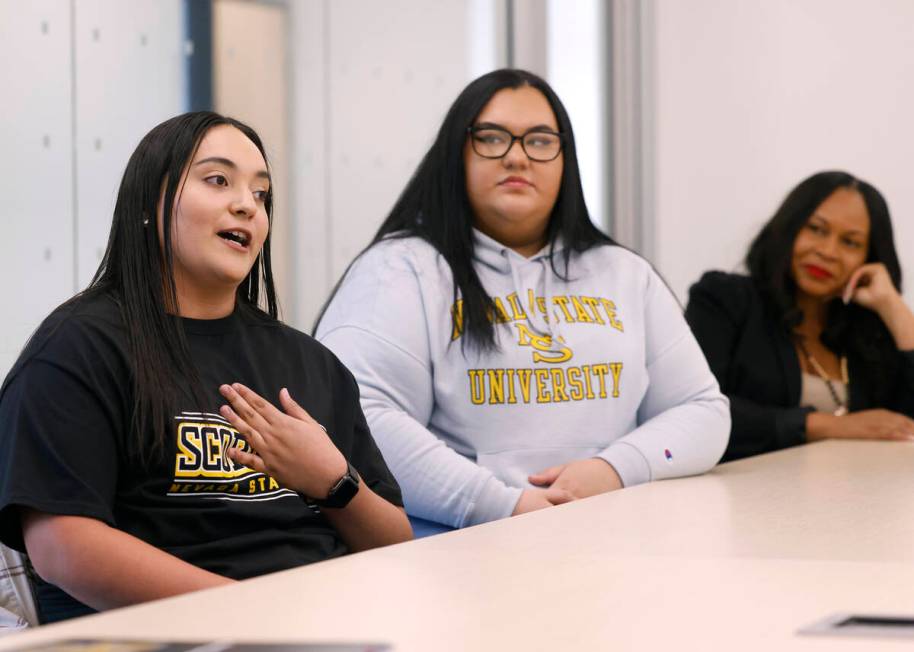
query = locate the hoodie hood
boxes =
[471,228,570,344]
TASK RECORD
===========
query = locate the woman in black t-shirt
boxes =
[0,112,411,622]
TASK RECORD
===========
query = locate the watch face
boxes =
[319,463,360,509]
[324,475,359,508]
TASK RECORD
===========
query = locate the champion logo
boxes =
[664,448,673,462]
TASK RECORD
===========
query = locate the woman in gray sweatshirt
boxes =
[315,69,729,529]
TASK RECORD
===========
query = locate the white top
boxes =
[316,231,730,526]
[800,372,848,414]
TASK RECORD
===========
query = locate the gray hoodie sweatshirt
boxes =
[317,230,729,527]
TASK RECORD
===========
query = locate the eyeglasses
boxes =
[467,125,564,162]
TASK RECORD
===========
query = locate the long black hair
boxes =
[32,112,276,461]
[746,170,902,403]
[314,68,613,351]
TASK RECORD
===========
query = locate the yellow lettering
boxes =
[206,432,223,469]
[505,369,517,404]
[571,296,594,323]
[219,430,235,470]
[491,297,511,324]
[175,425,202,475]
[581,296,605,324]
[610,362,623,398]
[507,293,527,321]
[592,364,610,399]
[258,477,267,491]
[248,480,257,493]
[515,323,573,364]
[582,364,595,399]
[552,296,575,322]
[601,299,624,332]
[467,370,486,405]
[517,369,533,403]
[169,484,180,492]
[268,477,279,490]
[567,366,584,400]
[533,347,572,364]
[174,422,262,479]
[534,368,552,403]
[515,322,533,346]
[487,369,506,404]
[550,368,570,401]
[451,300,465,340]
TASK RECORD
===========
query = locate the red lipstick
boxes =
[803,264,833,280]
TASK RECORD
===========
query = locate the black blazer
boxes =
[685,271,914,462]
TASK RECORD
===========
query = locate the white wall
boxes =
[1,0,75,379]
[14,1,908,378]
[288,0,502,330]
[73,0,186,288]
[546,0,607,229]
[0,0,185,377]
[650,0,914,304]
[2,0,607,359]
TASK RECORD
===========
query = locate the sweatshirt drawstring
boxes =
[541,257,565,348]
[473,228,568,352]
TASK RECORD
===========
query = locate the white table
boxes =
[3,440,913,650]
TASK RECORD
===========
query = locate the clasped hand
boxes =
[219,383,347,500]
[512,458,623,516]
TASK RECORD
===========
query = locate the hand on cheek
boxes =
[843,263,900,309]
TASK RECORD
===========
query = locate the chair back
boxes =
[0,543,38,633]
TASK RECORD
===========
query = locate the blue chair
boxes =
[408,515,455,538]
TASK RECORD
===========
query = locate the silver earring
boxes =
[143,218,150,226]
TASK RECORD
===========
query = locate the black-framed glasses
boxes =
[467,125,564,162]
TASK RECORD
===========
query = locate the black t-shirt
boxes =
[0,292,402,618]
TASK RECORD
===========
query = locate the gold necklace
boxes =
[797,340,849,416]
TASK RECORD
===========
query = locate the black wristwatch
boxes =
[312,461,360,509]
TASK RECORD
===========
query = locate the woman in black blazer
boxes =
[686,171,914,462]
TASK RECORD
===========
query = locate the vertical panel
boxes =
[289,0,503,329]
[212,0,290,319]
[0,0,74,377]
[607,0,654,253]
[326,0,472,283]
[547,0,608,231]
[511,0,547,77]
[288,0,328,331]
[466,0,505,80]
[74,0,186,288]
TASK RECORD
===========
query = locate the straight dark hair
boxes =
[746,170,902,402]
[314,68,613,351]
[17,112,277,461]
